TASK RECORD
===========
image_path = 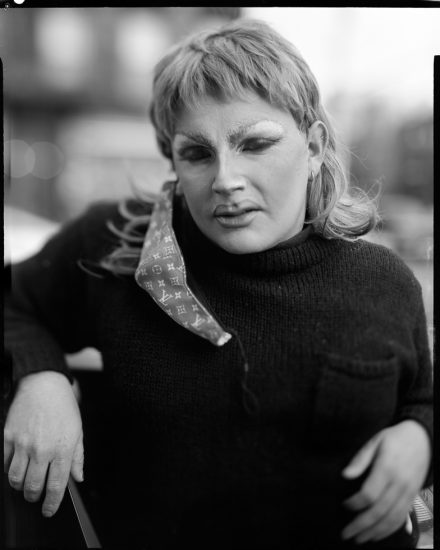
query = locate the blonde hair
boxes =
[102,18,379,275]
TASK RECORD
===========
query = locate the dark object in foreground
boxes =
[2,473,101,548]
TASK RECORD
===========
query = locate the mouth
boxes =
[213,203,260,228]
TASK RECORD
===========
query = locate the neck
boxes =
[173,195,334,276]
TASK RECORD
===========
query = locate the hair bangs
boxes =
[152,33,309,157]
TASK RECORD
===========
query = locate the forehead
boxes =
[173,93,295,138]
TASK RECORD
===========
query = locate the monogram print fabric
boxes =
[134,181,232,347]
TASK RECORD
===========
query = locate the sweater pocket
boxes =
[310,353,400,451]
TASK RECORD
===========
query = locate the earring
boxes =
[308,170,315,182]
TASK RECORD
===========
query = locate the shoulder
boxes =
[78,200,120,231]
[36,198,152,268]
[333,236,422,298]
[78,198,151,232]
[74,198,152,247]
[59,201,121,258]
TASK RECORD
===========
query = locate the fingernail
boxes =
[43,510,53,518]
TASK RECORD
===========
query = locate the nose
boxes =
[211,154,246,195]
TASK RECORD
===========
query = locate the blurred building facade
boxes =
[3,7,241,221]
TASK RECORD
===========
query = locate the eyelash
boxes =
[177,138,280,163]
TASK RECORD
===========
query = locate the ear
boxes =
[307,121,329,175]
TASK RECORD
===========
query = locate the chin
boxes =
[214,234,270,255]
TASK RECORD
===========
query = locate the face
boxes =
[172,93,319,254]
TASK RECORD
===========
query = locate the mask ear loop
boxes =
[304,170,315,225]
[226,327,260,417]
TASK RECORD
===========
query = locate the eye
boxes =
[177,146,212,163]
[241,138,279,153]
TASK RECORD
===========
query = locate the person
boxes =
[4,18,432,549]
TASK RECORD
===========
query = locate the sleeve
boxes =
[395,285,433,488]
[4,204,116,392]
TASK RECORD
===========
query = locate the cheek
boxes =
[176,163,210,191]
[176,168,204,200]
[267,139,308,178]
[179,181,209,222]
[264,154,308,203]
[281,142,308,174]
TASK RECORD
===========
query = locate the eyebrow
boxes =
[174,120,283,149]
[174,131,214,148]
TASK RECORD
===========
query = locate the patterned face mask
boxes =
[134,180,232,347]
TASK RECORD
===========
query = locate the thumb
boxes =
[70,437,84,482]
[342,432,383,479]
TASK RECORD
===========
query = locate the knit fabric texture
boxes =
[5,197,433,549]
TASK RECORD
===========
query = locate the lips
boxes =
[213,203,260,217]
[213,202,261,228]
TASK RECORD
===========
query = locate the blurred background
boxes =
[2,7,436,357]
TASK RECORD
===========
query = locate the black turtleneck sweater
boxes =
[5,198,432,549]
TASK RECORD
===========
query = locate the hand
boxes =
[4,371,84,517]
[340,420,431,544]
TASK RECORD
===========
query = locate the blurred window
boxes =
[34,9,95,89]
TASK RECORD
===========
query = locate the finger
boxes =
[357,501,409,544]
[42,456,71,517]
[343,452,392,511]
[341,484,400,541]
[342,433,382,479]
[70,438,84,482]
[24,458,50,503]
[8,448,30,491]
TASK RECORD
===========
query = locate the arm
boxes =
[341,286,433,543]
[4,204,114,516]
[394,295,433,487]
[5,209,100,383]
